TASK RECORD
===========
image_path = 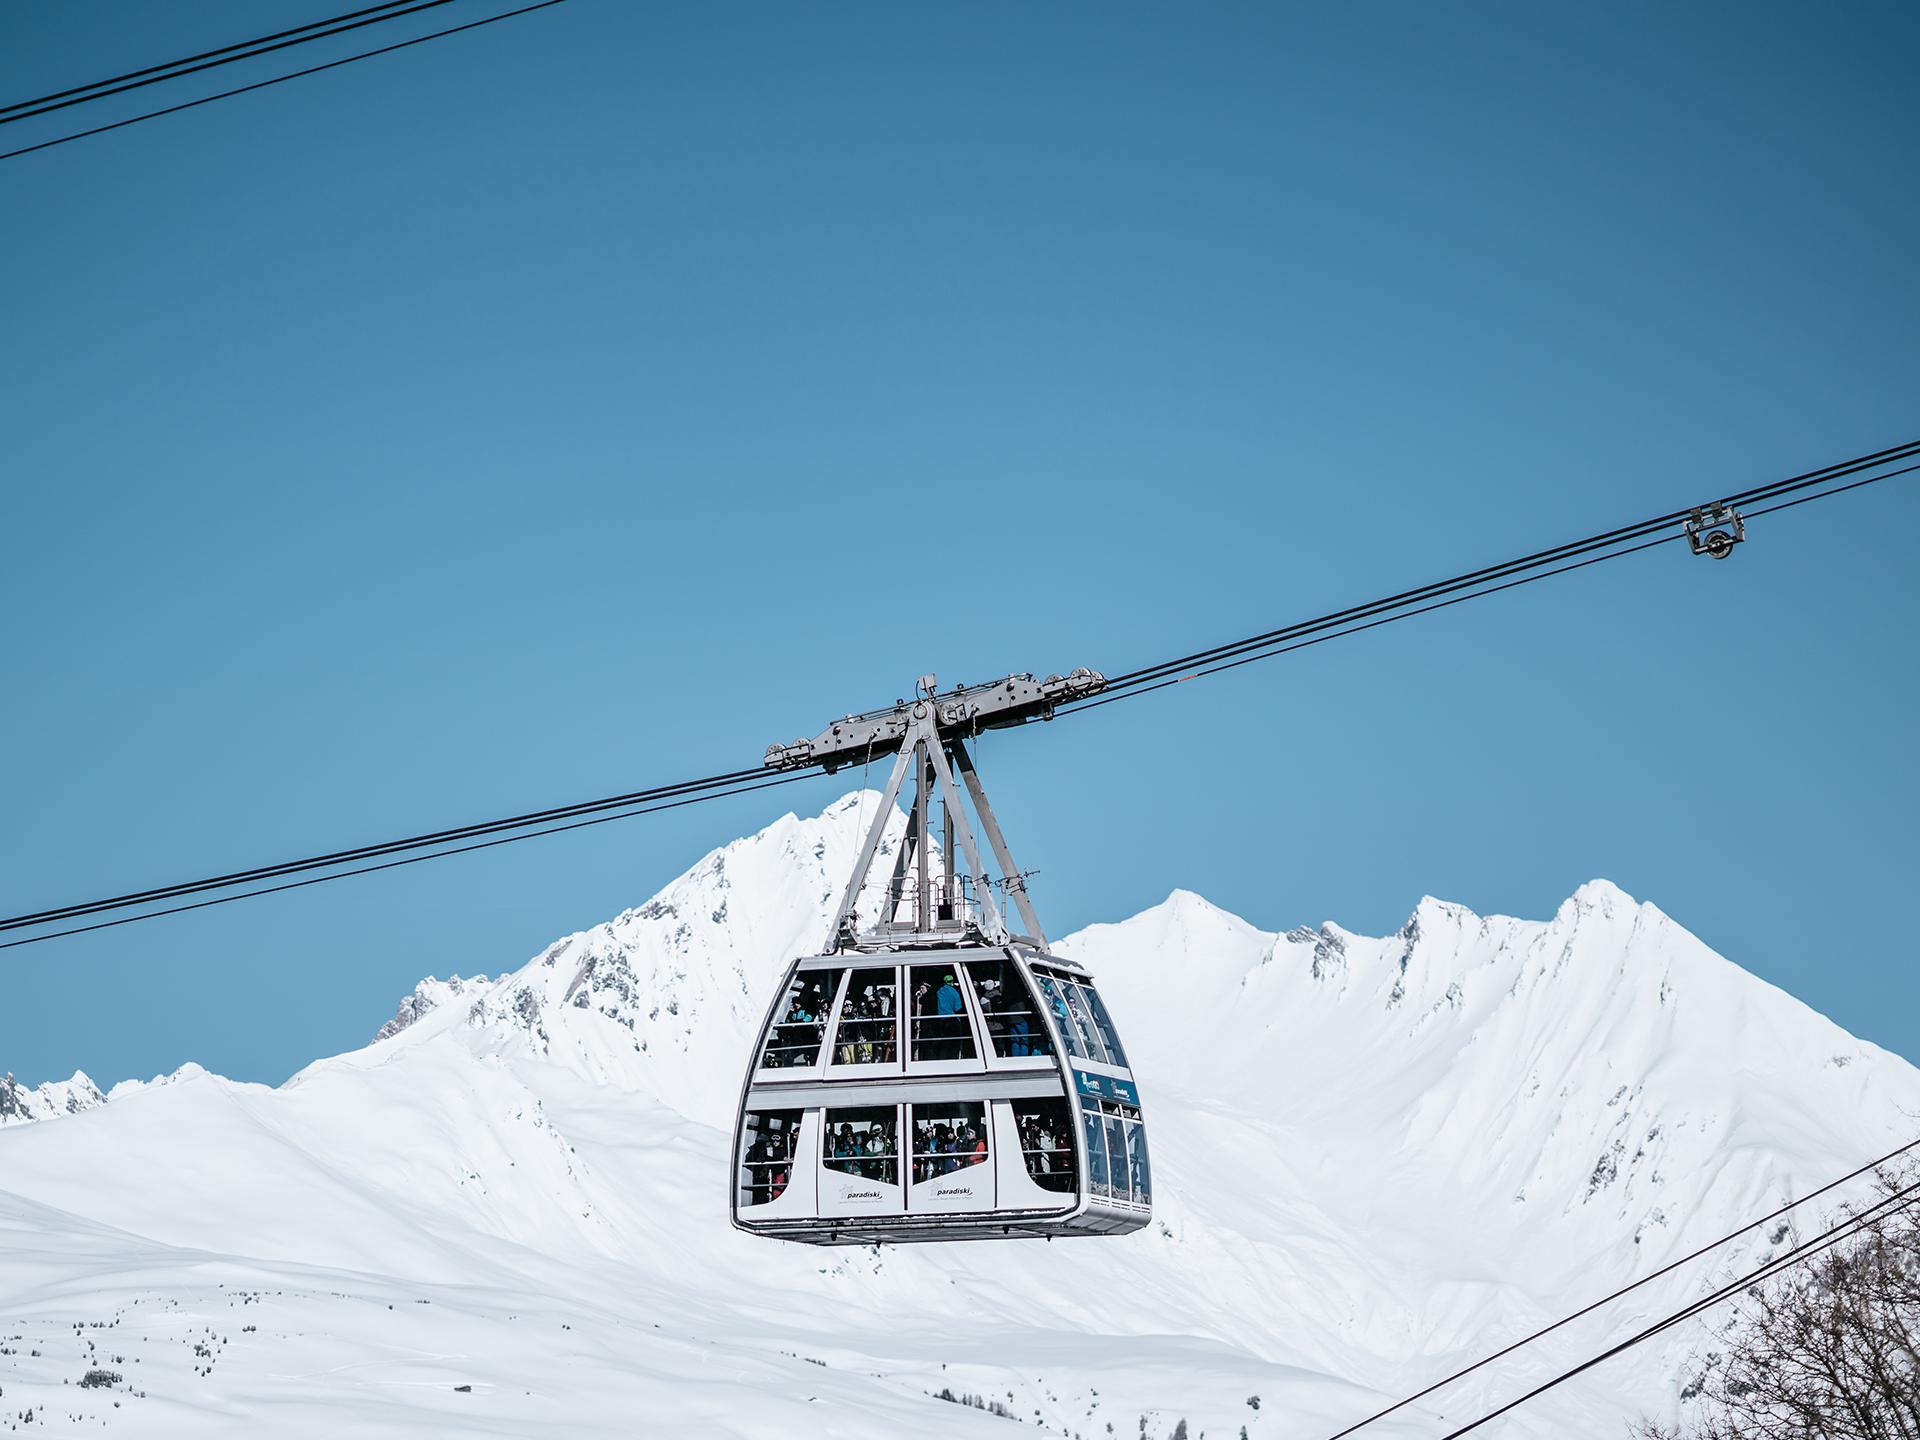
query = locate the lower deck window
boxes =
[910,1101,988,1184]
[1120,1104,1151,1205]
[1081,1097,1111,1198]
[1080,1096,1150,1206]
[738,1109,803,1208]
[1014,1097,1077,1193]
[824,1106,898,1186]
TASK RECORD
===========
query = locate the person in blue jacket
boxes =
[935,973,964,1058]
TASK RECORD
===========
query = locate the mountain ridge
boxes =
[1,792,1914,1437]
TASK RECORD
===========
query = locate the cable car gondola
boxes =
[731,670,1151,1244]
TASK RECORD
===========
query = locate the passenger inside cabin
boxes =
[744,1125,794,1204]
[834,976,897,1065]
[745,1133,770,1205]
[764,973,843,1067]
[912,971,969,1059]
[768,1131,790,1200]
[974,975,1004,1052]
[961,1125,986,1164]
[1007,1008,1032,1056]
[966,960,1053,1060]
[1039,979,1075,1055]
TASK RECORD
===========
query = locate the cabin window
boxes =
[1080,1095,1112,1199]
[738,1109,802,1208]
[758,969,843,1069]
[1104,1108,1131,1203]
[831,966,898,1066]
[1012,1097,1076,1193]
[1077,984,1129,1069]
[1117,1103,1151,1205]
[908,964,976,1062]
[909,1101,989,1184]
[1059,978,1114,1064]
[823,1106,898,1186]
[1072,1098,1148,1206]
[1033,972,1088,1060]
[966,958,1053,1059]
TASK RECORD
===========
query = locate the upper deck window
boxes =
[1037,969,1128,1067]
[908,964,976,1061]
[1077,984,1129,1069]
[1033,971,1090,1061]
[965,958,1053,1059]
[831,966,897,1066]
[758,968,843,1069]
[1060,982,1114,1064]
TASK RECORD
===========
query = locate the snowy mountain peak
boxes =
[1569,875,1637,911]
[0,1070,106,1128]
[372,972,493,1043]
[341,791,907,1128]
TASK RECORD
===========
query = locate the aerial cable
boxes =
[1087,441,1920,702]
[1432,1168,1920,1438]
[0,0,567,164]
[1066,532,1681,717]
[0,3,421,117]
[0,761,800,934]
[1096,438,1919,693]
[0,438,1910,947]
[0,1,464,127]
[0,771,822,953]
[1066,457,1920,718]
[1321,1131,1920,1440]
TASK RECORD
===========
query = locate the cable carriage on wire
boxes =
[731,670,1152,1244]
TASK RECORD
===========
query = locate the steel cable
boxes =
[0,0,567,163]
[1433,1170,1920,1438]
[1322,1132,1920,1439]
[0,771,820,952]
[1065,458,1920,718]
[0,2,463,127]
[0,439,1910,947]
[0,760,799,934]
[1089,441,1920,701]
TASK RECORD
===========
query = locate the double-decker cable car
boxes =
[731,670,1151,1244]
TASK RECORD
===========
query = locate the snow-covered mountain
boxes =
[0,1070,105,1127]
[1,791,1914,1438]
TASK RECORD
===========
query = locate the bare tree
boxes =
[1641,1168,1920,1439]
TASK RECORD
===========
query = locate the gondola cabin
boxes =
[732,669,1150,1244]
[731,943,1149,1243]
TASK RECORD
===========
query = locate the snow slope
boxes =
[1,791,1914,1438]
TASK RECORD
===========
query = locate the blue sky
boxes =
[2,1,1915,1087]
